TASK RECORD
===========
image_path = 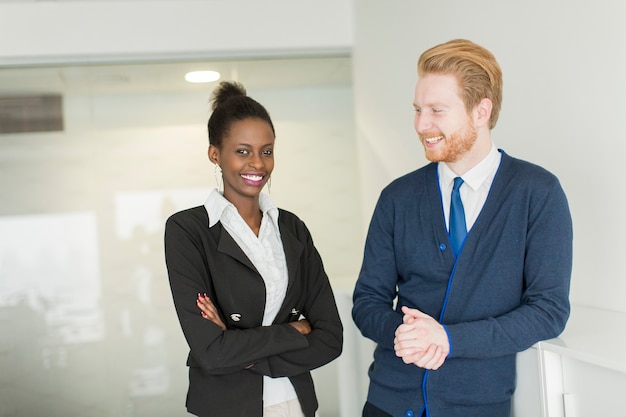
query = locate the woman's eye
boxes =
[263,149,273,156]
[236,149,249,155]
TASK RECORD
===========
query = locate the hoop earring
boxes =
[214,164,223,192]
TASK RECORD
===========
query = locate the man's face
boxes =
[413,73,477,163]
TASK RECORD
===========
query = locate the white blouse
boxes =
[204,188,297,407]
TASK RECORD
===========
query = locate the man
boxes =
[352,39,572,417]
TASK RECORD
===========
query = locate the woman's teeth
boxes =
[242,174,263,181]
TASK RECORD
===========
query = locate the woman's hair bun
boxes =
[206,80,274,147]
[210,81,247,110]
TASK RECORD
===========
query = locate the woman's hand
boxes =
[288,318,312,335]
[197,293,227,331]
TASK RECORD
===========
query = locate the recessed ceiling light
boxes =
[184,70,221,83]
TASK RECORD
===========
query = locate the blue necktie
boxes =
[449,177,467,256]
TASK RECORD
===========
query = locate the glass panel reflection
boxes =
[0,56,355,417]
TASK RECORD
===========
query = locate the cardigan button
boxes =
[405,410,414,417]
[439,243,447,251]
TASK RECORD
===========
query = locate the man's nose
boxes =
[414,113,432,133]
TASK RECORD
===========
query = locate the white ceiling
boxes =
[0,55,352,96]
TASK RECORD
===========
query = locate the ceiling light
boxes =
[184,70,221,83]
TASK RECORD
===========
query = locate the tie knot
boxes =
[453,177,464,191]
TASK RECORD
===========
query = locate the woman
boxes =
[164,81,343,417]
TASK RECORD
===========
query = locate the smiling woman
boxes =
[164,81,344,417]
[207,82,276,222]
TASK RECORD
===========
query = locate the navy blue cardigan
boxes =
[352,150,572,417]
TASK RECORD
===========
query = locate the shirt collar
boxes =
[439,142,501,191]
[204,188,280,231]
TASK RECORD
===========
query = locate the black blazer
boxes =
[164,206,343,417]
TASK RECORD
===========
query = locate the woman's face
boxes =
[210,117,275,204]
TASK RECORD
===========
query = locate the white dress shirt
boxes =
[204,188,297,407]
[438,143,502,232]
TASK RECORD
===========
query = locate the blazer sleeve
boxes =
[165,210,310,376]
[249,215,343,378]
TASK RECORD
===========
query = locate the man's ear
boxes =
[474,98,493,129]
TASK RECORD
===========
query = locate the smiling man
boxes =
[352,39,573,417]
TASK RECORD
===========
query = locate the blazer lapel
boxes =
[279,225,304,291]
[210,223,258,273]
[275,219,305,321]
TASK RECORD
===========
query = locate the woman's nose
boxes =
[248,153,263,168]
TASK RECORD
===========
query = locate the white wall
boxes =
[0,0,353,65]
[352,0,626,314]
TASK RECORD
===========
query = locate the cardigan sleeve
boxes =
[250,220,343,377]
[351,189,404,349]
[165,211,310,375]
